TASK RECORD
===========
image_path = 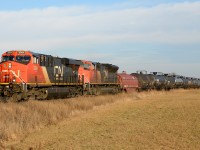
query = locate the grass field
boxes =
[1,89,200,149]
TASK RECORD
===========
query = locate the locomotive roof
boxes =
[93,62,119,70]
[5,51,118,68]
[102,63,119,69]
[61,58,83,66]
[31,51,43,57]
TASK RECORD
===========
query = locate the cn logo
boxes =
[9,70,21,78]
[54,66,64,80]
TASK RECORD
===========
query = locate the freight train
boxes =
[0,50,199,102]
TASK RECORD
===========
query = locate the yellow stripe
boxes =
[90,83,120,85]
[0,82,119,86]
[0,83,83,86]
[0,83,9,85]
[41,67,51,83]
[28,83,83,86]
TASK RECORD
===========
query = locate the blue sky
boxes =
[0,0,199,12]
[0,0,199,10]
[0,0,200,77]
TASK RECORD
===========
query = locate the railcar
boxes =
[163,74,186,90]
[173,75,184,89]
[180,76,189,89]
[186,77,193,88]
[197,79,200,88]
[147,74,156,89]
[150,72,168,90]
[192,78,199,88]
[131,70,153,91]
[0,50,120,102]
[164,74,175,90]
[118,71,139,92]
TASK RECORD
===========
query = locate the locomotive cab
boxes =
[0,51,32,84]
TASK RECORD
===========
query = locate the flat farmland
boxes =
[2,90,200,149]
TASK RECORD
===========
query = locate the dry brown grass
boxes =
[2,89,200,149]
[0,93,136,143]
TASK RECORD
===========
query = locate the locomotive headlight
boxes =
[12,77,16,83]
[8,63,12,68]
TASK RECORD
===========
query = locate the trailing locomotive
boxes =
[0,50,120,102]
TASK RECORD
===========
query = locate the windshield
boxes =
[2,56,15,62]
[16,55,31,64]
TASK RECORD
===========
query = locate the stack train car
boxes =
[0,50,199,102]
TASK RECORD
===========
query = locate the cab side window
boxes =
[47,57,53,67]
[40,55,46,66]
[33,56,39,64]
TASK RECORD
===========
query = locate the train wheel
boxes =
[37,89,48,100]
[41,89,48,100]
[74,87,82,97]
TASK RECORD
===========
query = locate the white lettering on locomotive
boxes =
[2,70,20,78]
[10,70,21,78]
[54,66,64,80]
